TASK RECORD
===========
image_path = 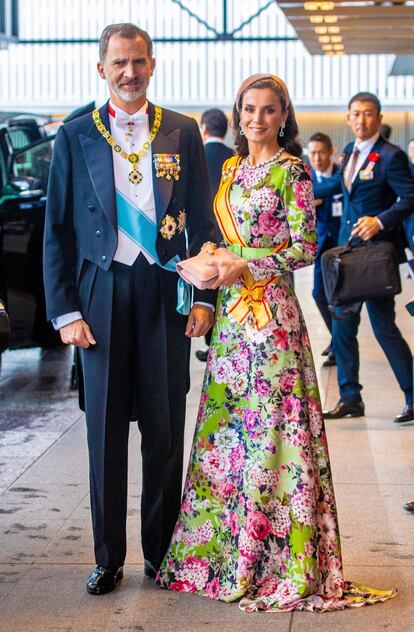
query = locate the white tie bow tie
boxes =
[114,111,148,128]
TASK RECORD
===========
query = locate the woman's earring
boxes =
[239,122,244,136]
[279,122,285,138]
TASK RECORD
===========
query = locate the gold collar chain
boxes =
[92,105,163,185]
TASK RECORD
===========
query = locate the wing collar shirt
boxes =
[109,99,157,266]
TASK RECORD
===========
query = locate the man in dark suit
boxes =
[314,92,414,423]
[404,138,414,253]
[43,23,216,594]
[308,132,341,367]
[195,108,234,362]
[200,108,234,195]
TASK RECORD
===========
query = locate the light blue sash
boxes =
[116,190,192,315]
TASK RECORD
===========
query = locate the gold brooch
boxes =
[177,210,187,234]
[160,214,178,240]
[222,164,237,181]
[153,153,181,181]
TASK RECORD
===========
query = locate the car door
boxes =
[0,134,60,348]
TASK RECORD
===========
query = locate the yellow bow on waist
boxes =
[225,243,289,330]
[213,157,289,330]
[228,271,275,329]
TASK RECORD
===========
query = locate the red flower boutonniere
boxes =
[359,151,380,180]
[368,152,380,163]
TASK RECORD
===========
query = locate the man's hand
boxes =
[59,319,96,348]
[185,305,214,338]
[351,216,382,241]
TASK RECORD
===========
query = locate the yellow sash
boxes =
[214,156,288,330]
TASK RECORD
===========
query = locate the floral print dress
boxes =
[156,156,396,612]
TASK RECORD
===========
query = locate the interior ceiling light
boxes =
[324,16,337,24]
[321,44,333,50]
[330,35,342,43]
[327,26,340,34]
[315,26,328,34]
[304,2,334,10]
[309,15,323,23]
[333,44,344,50]
[318,35,331,43]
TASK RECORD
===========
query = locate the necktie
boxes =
[345,147,359,192]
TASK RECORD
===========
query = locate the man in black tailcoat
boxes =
[44,23,216,594]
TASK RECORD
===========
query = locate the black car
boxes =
[0,125,60,349]
[0,103,96,353]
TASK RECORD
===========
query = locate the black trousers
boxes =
[84,255,190,569]
[333,296,413,405]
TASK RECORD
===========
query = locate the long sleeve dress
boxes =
[156,155,396,612]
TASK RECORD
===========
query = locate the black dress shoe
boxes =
[393,404,414,424]
[144,559,158,578]
[195,349,209,362]
[322,352,336,367]
[86,566,123,595]
[323,400,365,419]
[403,501,414,514]
[321,344,333,357]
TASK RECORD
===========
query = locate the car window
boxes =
[0,146,6,190]
[9,128,34,150]
[0,133,9,191]
[13,139,54,191]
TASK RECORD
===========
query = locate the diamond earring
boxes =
[239,122,244,136]
[279,122,286,138]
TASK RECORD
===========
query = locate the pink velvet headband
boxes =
[236,73,290,111]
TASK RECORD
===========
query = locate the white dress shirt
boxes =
[204,137,225,145]
[315,162,334,183]
[342,131,384,230]
[343,132,380,186]
[110,99,157,266]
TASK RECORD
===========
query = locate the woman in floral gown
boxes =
[156,74,396,612]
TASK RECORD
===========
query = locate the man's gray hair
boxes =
[99,23,153,62]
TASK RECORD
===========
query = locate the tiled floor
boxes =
[0,265,413,632]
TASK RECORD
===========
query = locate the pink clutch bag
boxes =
[176,252,218,289]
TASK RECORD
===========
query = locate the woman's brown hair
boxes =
[232,78,302,158]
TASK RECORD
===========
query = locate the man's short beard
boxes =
[111,81,147,103]
[115,87,144,103]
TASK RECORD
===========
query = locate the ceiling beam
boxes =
[293,19,414,29]
[275,1,414,55]
[282,6,414,17]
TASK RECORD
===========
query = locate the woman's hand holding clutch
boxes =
[205,248,248,289]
